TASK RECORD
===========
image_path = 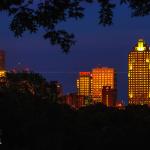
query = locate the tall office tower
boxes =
[91,67,116,103]
[0,50,6,77]
[128,39,150,105]
[77,72,91,96]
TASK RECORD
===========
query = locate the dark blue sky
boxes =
[1,3,150,104]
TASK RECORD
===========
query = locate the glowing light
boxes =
[129,93,133,98]
[136,39,146,51]
[128,73,130,77]
[79,72,91,76]
[146,58,150,63]
[0,70,6,77]
[129,64,132,70]
[117,104,122,107]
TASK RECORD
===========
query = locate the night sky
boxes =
[1,3,150,104]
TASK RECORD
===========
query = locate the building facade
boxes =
[91,67,116,103]
[77,72,91,96]
[61,93,85,109]
[128,39,150,105]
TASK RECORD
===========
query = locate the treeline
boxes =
[1,89,150,150]
[0,72,149,149]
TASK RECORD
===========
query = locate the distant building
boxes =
[76,67,117,106]
[61,93,85,109]
[128,39,150,105]
[102,86,117,107]
[0,50,6,78]
[49,81,63,102]
[77,72,91,96]
[91,67,116,103]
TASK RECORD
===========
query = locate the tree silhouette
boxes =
[0,0,150,52]
[1,92,150,150]
[1,72,52,100]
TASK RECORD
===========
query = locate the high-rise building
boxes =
[91,67,116,103]
[77,72,91,96]
[0,50,6,78]
[128,39,150,105]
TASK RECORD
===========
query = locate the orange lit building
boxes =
[61,93,85,109]
[91,67,116,103]
[77,72,91,96]
[128,39,150,105]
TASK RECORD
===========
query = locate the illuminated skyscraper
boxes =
[77,72,91,96]
[91,67,116,103]
[0,50,6,77]
[128,39,150,105]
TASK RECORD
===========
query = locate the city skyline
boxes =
[2,1,150,148]
[2,38,150,106]
[1,4,150,104]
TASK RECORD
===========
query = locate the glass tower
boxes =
[128,39,150,105]
[91,67,116,103]
[77,72,91,96]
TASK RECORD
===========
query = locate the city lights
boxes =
[0,70,6,77]
[128,39,150,105]
[91,67,116,103]
[135,39,146,51]
[76,67,117,107]
[77,72,91,96]
[2,38,150,108]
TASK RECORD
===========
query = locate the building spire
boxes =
[135,39,146,51]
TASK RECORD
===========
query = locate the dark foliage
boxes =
[0,0,150,52]
[1,89,150,150]
[1,73,150,149]
[0,72,53,102]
